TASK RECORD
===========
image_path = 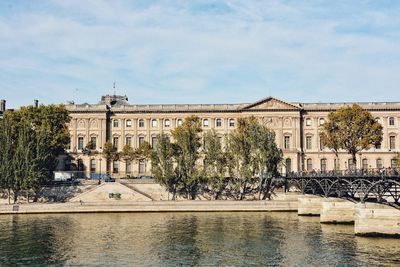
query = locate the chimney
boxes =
[34,99,39,108]
[0,100,5,112]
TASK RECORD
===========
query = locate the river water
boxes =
[0,212,399,266]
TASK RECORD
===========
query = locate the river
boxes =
[0,212,399,266]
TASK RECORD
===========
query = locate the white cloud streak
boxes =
[0,0,399,107]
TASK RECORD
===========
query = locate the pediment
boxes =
[242,97,300,110]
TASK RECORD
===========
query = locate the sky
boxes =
[1,0,400,108]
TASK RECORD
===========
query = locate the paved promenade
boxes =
[0,200,298,215]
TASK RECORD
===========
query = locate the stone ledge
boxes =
[0,200,298,215]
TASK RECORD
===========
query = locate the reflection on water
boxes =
[0,212,399,266]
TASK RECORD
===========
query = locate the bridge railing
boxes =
[284,167,400,178]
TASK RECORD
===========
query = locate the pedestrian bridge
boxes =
[284,168,400,209]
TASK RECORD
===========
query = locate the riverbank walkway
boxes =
[0,199,298,215]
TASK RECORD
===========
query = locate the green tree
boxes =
[172,115,203,199]
[103,141,119,173]
[226,117,282,200]
[137,141,152,160]
[11,121,31,203]
[0,114,16,204]
[0,105,70,202]
[151,133,177,199]
[120,144,137,162]
[320,104,383,166]
[203,130,227,200]
[12,105,71,156]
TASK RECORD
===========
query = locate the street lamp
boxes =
[99,147,103,179]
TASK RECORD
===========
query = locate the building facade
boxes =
[63,95,400,177]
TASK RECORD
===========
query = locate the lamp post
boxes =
[99,147,103,179]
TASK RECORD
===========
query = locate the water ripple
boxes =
[0,212,399,266]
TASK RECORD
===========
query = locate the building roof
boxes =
[65,95,400,113]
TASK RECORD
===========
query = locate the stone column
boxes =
[147,118,151,142]
[133,118,138,148]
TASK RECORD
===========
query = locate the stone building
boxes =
[64,95,400,178]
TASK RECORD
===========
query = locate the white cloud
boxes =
[0,0,400,107]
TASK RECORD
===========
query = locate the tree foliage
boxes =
[202,130,227,200]
[171,115,203,199]
[151,133,176,198]
[0,104,70,203]
[151,116,283,200]
[225,117,283,200]
[320,104,383,164]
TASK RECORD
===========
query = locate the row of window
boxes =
[113,118,236,128]
[304,117,398,127]
[83,157,399,175]
[377,117,397,126]
[76,134,398,152]
[88,159,146,174]
[304,158,398,172]
[305,118,325,127]
[304,135,397,151]
[76,136,154,151]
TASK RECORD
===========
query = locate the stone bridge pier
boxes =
[297,195,400,236]
[355,203,400,237]
[320,198,355,224]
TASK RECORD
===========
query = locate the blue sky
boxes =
[1,0,400,108]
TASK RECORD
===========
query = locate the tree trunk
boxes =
[240,181,247,200]
[7,189,11,205]
[262,178,273,200]
[172,184,176,200]
[352,153,357,169]
[13,191,18,204]
[258,177,263,200]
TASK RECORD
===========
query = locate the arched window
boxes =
[229,119,235,127]
[203,119,209,127]
[216,118,222,127]
[177,119,183,126]
[113,120,119,128]
[164,119,170,128]
[285,158,292,174]
[305,118,311,126]
[138,119,145,128]
[151,119,158,128]
[126,119,132,128]
[389,117,395,126]
[319,118,325,126]
[306,158,312,171]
